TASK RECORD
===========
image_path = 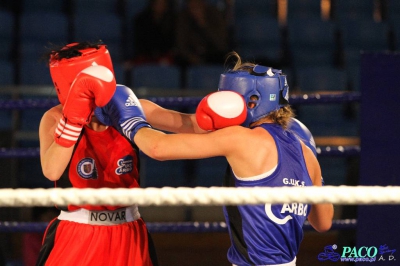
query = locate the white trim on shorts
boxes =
[233,257,296,266]
[58,205,141,225]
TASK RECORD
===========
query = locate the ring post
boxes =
[357,52,400,263]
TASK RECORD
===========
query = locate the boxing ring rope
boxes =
[0,91,364,234]
[0,91,361,110]
[1,186,399,207]
[0,219,358,233]
[0,145,361,158]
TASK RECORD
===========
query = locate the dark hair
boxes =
[42,40,105,62]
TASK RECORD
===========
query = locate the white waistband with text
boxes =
[58,205,141,225]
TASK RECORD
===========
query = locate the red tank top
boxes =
[56,126,140,211]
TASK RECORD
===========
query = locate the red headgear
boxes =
[49,43,114,105]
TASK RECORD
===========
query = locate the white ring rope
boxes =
[1,186,400,207]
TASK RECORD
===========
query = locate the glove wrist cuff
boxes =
[54,117,83,147]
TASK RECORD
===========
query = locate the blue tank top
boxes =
[223,123,313,265]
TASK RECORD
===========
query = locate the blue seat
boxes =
[195,157,228,187]
[286,0,322,20]
[234,0,277,20]
[125,0,148,20]
[112,62,126,85]
[19,95,47,131]
[73,0,119,15]
[287,17,336,68]
[73,13,123,61]
[19,11,69,44]
[19,60,53,85]
[131,64,181,90]
[234,15,282,63]
[19,11,69,62]
[295,66,347,92]
[340,19,390,52]
[0,61,15,130]
[339,19,390,67]
[19,41,49,62]
[296,104,360,137]
[391,21,400,50]
[0,60,15,85]
[318,157,348,186]
[0,10,15,61]
[186,65,224,91]
[332,0,376,21]
[345,65,361,91]
[21,0,66,13]
[387,0,400,25]
[139,156,187,188]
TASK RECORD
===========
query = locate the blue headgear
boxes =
[218,65,289,127]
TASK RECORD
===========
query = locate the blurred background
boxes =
[0,0,398,265]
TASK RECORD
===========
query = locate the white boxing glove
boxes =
[196,91,247,131]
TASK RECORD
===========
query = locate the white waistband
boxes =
[233,257,296,266]
[58,205,141,225]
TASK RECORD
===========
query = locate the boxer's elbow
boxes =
[42,167,62,181]
[145,145,169,161]
[312,220,332,233]
[135,128,171,161]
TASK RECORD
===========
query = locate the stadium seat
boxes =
[332,0,376,21]
[0,10,15,61]
[295,66,347,92]
[21,0,66,13]
[19,60,53,85]
[186,65,224,91]
[72,0,119,15]
[18,11,69,62]
[73,13,123,61]
[287,17,337,68]
[0,60,15,85]
[131,64,181,90]
[233,0,277,20]
[234,15,282,64]
[0,60,15,130]
[338,19,390,67]
[286,0,322,20]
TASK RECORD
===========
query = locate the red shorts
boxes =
[36,207,158,266]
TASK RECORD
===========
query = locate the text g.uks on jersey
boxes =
[283,178,305,187]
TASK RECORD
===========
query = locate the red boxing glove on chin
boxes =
[54,65,116,147]
[196,91,247,131]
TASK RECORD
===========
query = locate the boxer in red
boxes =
[37,41,158,266]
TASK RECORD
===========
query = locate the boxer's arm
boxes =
[40,106,74,181]
[304,146,334,232]
[139,99,206,134]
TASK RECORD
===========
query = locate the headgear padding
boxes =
[218,65,289,127]
[49,44,114,105]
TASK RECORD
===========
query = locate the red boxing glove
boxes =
[196,91,247,131]
[54,65,116,147]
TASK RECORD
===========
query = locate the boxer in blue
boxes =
[97,52,334,266]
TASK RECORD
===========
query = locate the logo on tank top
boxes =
[115,155,133,175]
[77,158,97,179]
[265,202,308,225]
